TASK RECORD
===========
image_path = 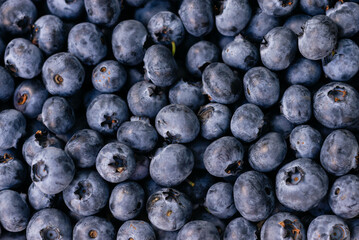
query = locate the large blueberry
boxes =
[86,94,129,135]
[112,20,148,66]
[65,129,103,168]
[42,52,85,97]
[178,0,213,37]
[0,153,26,191]
[285,57,322,86]
[234,171,275,222]
[117,220,156,240]
[155,104,199,143]
[150,144,194,187]
[92,60,127,93]
[198,103,231,140]
[249,132,287,172]
[313,82,359,128]
[276,158,329,211]
[41,96,75,135]
[146,188,192,231]
[243,66,280,108]
[204,182,236,219]
[231,103,265,143]
[169,80,205,112]
[31,147,75,195]
[203,136,244,178]
[73,216,115,240]
[307,215,350,240]
[223,217,257,240]
[84,0,121,27]
[109,181,145,221]
[26,208,72,240]
[320,129,358,176]
[28,183,56,211]
[177,220,220,240]
[202,62,241,104]
[289,125,322,159]
[96,142,136,183]
[329,174,359,219]
[13,79,49,119]
[47,0,84,20]
[258,0,298,16]
[298,15,338,60]
[4,38,43,79]
[143,44,178,87]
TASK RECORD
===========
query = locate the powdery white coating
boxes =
[176,220,220,240]
[47,0,84,20]
[307,215,350,240]
[0,109,26,150]
[289,125,322,159]
[117,220,155,240]
[73,216,115,240]
[84,0,121,27]
[223,217,257,240]
[258,0,298,16]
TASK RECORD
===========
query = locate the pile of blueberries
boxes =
[0,0,358,239]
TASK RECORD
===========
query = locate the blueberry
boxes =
[243,8,281,43]
[214,0,252,36]
[178,170,216,204]
[109,181,145,221]
[41,96,75,135]
[134,0,172,25]
[117,118,158,153]
[150,143,194,187]
[22,130,63,165]
[285,57,322,86]
[178,0,213,37]
[284,14,311,35]
[298,15,338,60]
[31,147,75,195]
[198,103,231,140]
[68,22,107,66]
[4,38,43,79]
[47,0,84,20]
[96,142,136,183]
[249,132,287,172]
[289,125,322,159]
[186,40,220,78]
[177,220,220,240]
[326,1,359,37]
[143,44,178,87]
[233,171,275,222]
[92,60,127,93]
[0,190,30,232]
[112,20,148,66]
[322,38,359,81]
[222,34,259,71]
[28,182,56,211]
[169,80,205,112]
[0,153,26,191]
[192,210,226,237]
[307,215,350,240]
[117,220,156,240]
[155,104,199,143]
[223,217,257,240]
[84,0,121,27]
[0,0,37,36]
[276,158,329,211]
[280,85,312,124]
[63,170,109,216]
[0,66,14,102]
[204,182,236,219]
[26,208,72,240]
[231,103,265,143]
[260,212,306,240]
[202,62,241,104]
[127,80,168,119]
[147,11,185,46]
[73,216,115,240]
[42,52,85,97]
[320,129,358,176]
[313,82,359,128]
[86,94,129,135]
[31,15,65,56]
[258,0,298,16]
[203,136,244,177]
[13,79,49,119]
[147,188,192,231]
[0,109,26,150]
[329,174,359,219]
[65,129,103,168]
[260,27,297,71]
[243,66,280,108]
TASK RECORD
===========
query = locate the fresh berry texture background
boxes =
[0,0,358,239]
